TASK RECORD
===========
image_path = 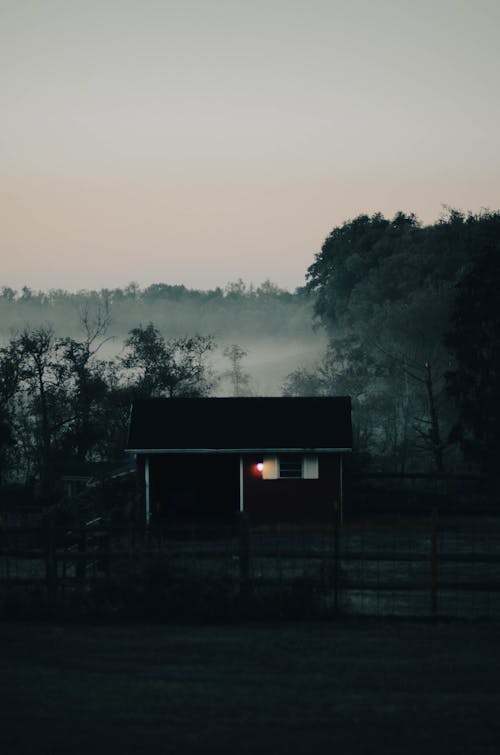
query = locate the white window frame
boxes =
[261,454,319,480]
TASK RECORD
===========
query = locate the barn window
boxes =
[279,455,303,478]
[261,455,319,480]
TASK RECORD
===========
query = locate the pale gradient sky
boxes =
[1,0,499,292]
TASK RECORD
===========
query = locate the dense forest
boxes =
[1,208,499,501]
[291,208,500,477]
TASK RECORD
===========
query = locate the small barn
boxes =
[126,396,352,526]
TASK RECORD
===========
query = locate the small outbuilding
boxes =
[126,396,352,526]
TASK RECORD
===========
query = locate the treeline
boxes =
[0,279,313,340]
[285,209,500,477]
[0,279,320,498]
[0,314,222,495]
[1,208,499,490]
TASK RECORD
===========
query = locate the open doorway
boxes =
[150,454,240,523]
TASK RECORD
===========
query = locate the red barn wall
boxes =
[136,452,342,525]
[243,453,340,525]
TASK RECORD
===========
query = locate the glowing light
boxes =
[256,462,264,473]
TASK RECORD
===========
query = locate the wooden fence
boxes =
[1,512,500,619]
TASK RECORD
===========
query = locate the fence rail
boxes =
[1,514,500,619]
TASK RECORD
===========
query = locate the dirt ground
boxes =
[1,619,499,755]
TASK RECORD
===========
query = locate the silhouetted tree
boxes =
[121,323,216,398]
[445,231,500,477]
[299,209,493,471]
[223,344,252,396]
[0,343,22,485]
[56,302,113,461]
[13,327,70,494]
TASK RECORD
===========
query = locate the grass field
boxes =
[1,620,499,754]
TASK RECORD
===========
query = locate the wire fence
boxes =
[1,513,500,620]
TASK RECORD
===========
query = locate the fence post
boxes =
[76,528,87,584]
[44,510,57,604]
[104,527,111,580]
[333,519,341,615]
[431,508,438,617]
[238,512,251,599]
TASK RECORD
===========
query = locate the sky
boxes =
[1,0,499,293]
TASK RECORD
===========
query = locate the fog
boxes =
[3,209,497,477]
[0,282,326,395]
[214,335,327,396]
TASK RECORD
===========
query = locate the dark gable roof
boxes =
[126,397,352,453]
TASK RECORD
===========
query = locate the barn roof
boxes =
[126,396,352,453]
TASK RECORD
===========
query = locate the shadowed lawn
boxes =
[1,620,499,754]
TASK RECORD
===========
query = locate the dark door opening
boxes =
[151,454,240,523]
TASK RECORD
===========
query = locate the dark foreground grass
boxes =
[0,619,499,755]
